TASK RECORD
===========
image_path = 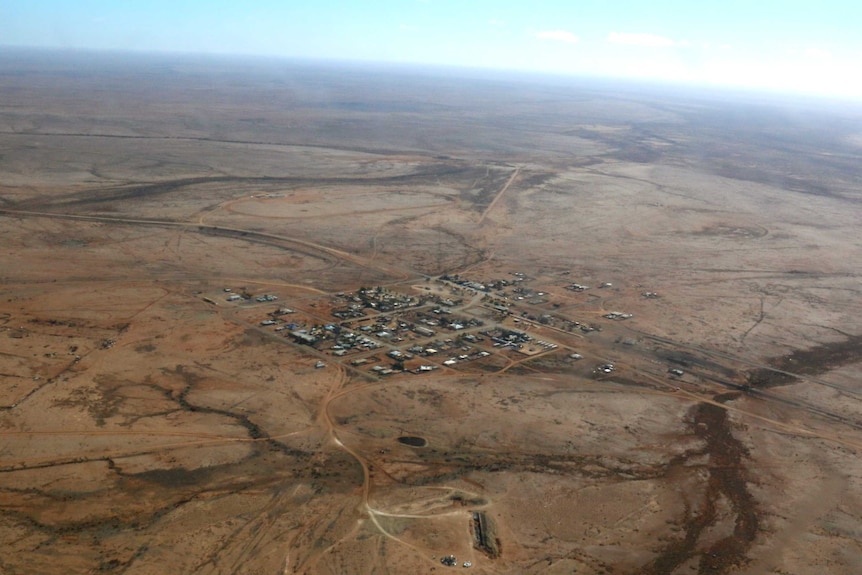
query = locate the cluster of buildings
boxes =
[217,268,667,380]
[514,311,600,334]
[410,308,483,333]
[291,325,381,352]
[330,286,422,319]
[439,272,541,302]
[480,327,532,349]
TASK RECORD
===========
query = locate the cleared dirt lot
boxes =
[1,50,862,574]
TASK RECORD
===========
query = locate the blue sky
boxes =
[3,0,862,98]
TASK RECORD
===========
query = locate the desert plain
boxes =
[1,50,862,574]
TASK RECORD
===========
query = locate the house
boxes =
[290,331,318,345]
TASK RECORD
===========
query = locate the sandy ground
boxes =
[1,51,862,574]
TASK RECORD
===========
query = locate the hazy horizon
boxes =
[3,0,862,101]
[3,45,862,115]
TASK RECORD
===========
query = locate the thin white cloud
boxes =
[607,32,676,47]
[488,18,506,27]
[535,30,579,44]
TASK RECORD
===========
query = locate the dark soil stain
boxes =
[747,333,862,389]
[660,349,737,377]
[641,399,757,575]
[396,436,427,447]
[132,465,216,488]
[644,332,862,574]
[149,365,310,462]
[22,164,474,210]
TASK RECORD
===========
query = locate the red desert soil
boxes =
[1,51,861,574]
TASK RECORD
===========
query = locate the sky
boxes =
[3,0,862,99]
